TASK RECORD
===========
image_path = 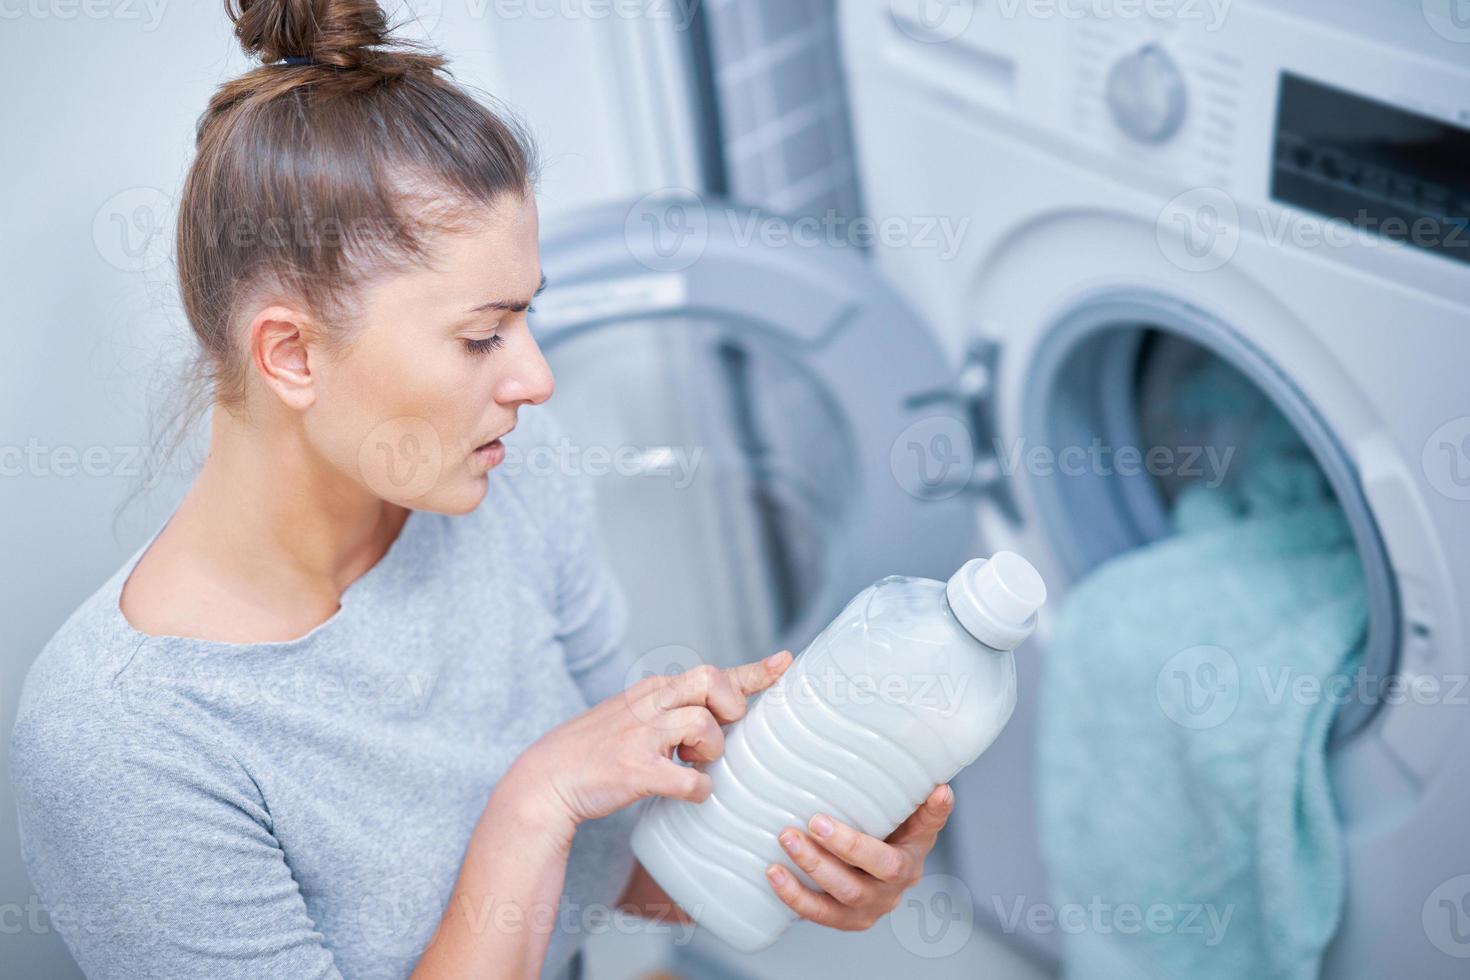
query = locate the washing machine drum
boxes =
[1018,293,1399,740]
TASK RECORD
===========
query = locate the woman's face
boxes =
[300,192,554,516]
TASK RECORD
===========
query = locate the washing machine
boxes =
[829,0,1470,975]
[512,2,1466,975]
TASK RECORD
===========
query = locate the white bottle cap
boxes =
[945,552,1047,651]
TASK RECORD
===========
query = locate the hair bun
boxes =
[229,0,414,72]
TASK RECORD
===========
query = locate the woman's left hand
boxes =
[765,784,955,931]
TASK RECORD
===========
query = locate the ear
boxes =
[249,305,319,411]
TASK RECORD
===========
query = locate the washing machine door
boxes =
[530,196,978,673]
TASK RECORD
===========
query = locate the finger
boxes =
[726,650,793,697]
[663,706,724,764]
[653,664,744,724]
[764,863,865,930]
[777,827,873,908]
[699,666,749,726]
[806,813,916,885]
[887,784,955,846]
[644,759,712,804]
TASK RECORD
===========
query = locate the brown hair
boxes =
[137,0,538,503]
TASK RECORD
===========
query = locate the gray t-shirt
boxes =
[10,408,641,979]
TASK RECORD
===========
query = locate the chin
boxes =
[408,473,491,517]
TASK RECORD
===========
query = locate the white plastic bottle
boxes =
[630,552,1047,952]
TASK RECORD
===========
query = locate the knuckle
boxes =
[825,910,852,930]
[880,853,908,882]
[646,679,678,712]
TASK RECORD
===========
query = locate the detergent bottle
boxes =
[630,551,1047,952]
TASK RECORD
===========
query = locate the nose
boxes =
[497,332,555,407]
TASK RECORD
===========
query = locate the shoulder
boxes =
[10,642,232,828]
[13,565,147,743]
[10,567,243,804]
[12,639,262,858]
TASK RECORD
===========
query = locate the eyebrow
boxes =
[466,272,548,314]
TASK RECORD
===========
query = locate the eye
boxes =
[464,334,506,356]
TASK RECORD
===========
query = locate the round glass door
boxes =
[545,315,856,670]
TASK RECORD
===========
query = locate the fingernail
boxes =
[810,814,834,838]
[937,785,953,806]
[767,866,789,885]
[779,831,801,854]
[766,651,788,668]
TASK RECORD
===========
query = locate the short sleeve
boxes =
[10,691,345,980]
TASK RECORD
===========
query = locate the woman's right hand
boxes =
[514,650,794,832]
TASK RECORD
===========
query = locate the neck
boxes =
[174,402,410,602]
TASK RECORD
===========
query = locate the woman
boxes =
[10,2,955,977]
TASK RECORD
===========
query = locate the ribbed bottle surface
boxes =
[631,572,1030,952]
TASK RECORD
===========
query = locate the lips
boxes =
[468,424,515,470]
[471,438,506,470]
[470,424,515,454]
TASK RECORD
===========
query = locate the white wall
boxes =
[0,3,697,975]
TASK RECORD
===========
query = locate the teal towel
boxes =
[1037,365,1367,979]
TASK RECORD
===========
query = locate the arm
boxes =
[409,761,580,979]
[412,654,789,976]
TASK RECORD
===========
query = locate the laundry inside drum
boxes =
[1033,327,1373,978]
[1025,312,1398,741]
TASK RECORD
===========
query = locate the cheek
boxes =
[307,340,481,496]
[343,335,475,422]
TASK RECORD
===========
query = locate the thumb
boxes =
[889,784,955,845]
